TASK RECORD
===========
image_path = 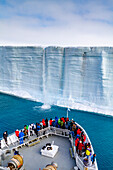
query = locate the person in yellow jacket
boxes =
[86,144,91,159]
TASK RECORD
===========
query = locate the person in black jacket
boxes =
[0,140,1,149]
[3,131,8,145]
[45,118,48,127]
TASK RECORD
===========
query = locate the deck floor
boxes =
[18,135,76,170]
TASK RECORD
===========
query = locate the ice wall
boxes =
[0,46,44,100]
[0,46,113,116]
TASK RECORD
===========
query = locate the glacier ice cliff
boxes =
[0,46,113,116]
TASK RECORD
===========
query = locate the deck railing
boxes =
[69,122,98,170]
[0,122,98,170]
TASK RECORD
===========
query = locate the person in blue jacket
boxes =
[37,123,40,137]
[19,130,24,144]
[91,153,96,164]
[55,117,58,127]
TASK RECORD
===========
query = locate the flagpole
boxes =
[67,107,70,118]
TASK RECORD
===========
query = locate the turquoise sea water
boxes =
[0,93,113,170]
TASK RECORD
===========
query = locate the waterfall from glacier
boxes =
[0,46,113,116]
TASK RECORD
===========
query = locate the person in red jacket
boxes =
[81,132,86,143]
[77,128,81,135]
[66,117,69,122]
[49,118,53,126]
[42,119,46,128]
[15,129,19,138]
[78,140,84,157]
[75,137,79,153]
[61,117,65,123]
[83,134,86,143]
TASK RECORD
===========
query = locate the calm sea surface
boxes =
[0,93,113,170]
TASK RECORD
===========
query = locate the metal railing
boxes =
[0,121,98,170]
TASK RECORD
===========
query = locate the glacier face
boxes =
[0,46,113,115]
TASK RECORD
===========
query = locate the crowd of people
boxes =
[69,119,96,165]
[1,117,96,166]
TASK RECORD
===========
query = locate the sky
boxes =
[0,0,113,46]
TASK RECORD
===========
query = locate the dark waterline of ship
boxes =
[0,93,113,170]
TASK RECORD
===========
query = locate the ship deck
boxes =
[1,134,76,170]
[20,135,75,170]
[0,126,98,170]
